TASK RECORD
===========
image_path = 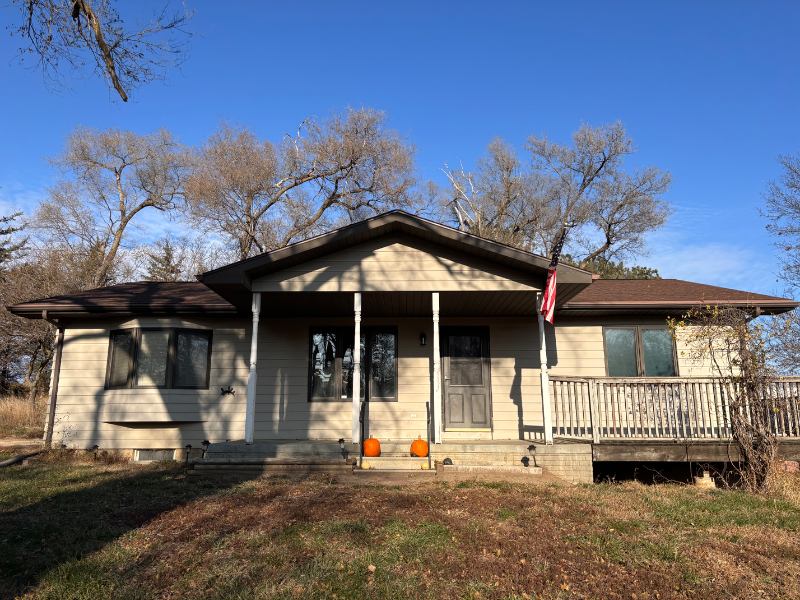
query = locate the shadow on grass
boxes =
[0,462,251,600]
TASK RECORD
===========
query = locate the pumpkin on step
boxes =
[410,436,428,457]
[363,435,381,457]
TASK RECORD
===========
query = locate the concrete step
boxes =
[360,456,432,470]
[436,464,542,475]
[189,463,354,475]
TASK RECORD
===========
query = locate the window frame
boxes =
[602,325,679,378]
[307,326,399,403]
[104,327,213,390]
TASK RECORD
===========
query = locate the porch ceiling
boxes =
[258,289,584,317]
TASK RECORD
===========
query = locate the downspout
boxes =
[42,311,64,448]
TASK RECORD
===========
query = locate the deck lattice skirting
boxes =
[550,376,800,442]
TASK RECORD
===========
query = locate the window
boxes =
[603,327,677,377]
[309,327,397,401]
[106,328,212,389]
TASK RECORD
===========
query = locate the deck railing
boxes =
[549,376,800,442]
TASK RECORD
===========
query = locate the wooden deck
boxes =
[550,376,800,443]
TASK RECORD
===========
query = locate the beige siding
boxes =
[49,312,723,450]
[51,317,250,449]
[252,317,544,443]
[252,234,542,293]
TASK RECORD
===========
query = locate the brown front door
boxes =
[442,327,492,430]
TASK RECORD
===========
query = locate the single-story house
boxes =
[9,211,800,482]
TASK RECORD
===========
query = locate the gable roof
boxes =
[7,282,237,319]
[199,210,595,310]
[558,279,798,316]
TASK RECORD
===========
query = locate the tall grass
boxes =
[0,394,47,438]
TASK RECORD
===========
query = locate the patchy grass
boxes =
[0,395,46,438]
[1,461,799,600]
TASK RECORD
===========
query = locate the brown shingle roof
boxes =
[562,279,797,309]
[7,282,237,318]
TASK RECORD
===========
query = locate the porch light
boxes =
[338,438,345,450]
[420,333,427,346]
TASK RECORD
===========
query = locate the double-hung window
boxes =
[603,326,677,377]
[106,328,213,389]
[308,327,397,402]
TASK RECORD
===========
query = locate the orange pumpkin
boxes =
[410,436,428,458]
[363,435,381,457]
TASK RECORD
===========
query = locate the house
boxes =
[9,211,800,483]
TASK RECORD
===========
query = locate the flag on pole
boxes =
[540,227,568,324]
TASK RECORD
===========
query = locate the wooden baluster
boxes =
[553,380,560,437]
[579,381,588,438]
[618,383,626,437]
[711,380,722,438]
[625,383,633,437]
[683,382,693,439]
[565,381,571,437]
[654,383,664,438]
[611,383,619,437]
[782,381,791,436]
[700,382,709,438]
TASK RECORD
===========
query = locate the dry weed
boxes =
[0,395,46,438]
[770,469,800,507]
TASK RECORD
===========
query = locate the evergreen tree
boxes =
[145,238,183,282]
[0,212,26,274]
[562,254,661,280]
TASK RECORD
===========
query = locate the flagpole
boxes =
[538,293,554,445]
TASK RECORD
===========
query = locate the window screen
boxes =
[310,331,337,399]
[108,331,133,387]
[370,331,397,399]
[174,330,211,387]
[135,330,171,386]
[605,328,638,377]
[642,329,676,377]
[106,328,212,390]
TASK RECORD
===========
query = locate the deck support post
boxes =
[432,292,442,444]
[538,296,554,444]
[245,292,261,444]
[352,293,362,444]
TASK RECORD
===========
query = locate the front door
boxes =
[442,327,492,430]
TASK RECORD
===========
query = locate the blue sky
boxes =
[1,1,798,295]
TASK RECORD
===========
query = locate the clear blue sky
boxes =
[1,1,798,295]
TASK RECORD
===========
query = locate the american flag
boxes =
[540,227,568,324]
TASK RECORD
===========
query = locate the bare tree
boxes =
[442,122,673,264]
[671,306,779,491]
[761,152,800,374]
[185,109,420,260]
[32,125,186,288]
[8,0,193,102]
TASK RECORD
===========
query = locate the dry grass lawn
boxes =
[0,396,46,438]
[1,452,799,600]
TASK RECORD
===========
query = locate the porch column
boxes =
[432,292,442,444]
[352,292,362,444]
[538,294,554,444]
[245,292,261,444]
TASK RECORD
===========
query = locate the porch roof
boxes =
[199,210,594,311]
[557,279,799,316]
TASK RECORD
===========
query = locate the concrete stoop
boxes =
[187,440,592,483]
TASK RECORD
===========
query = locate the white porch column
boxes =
[245,292,261,444]
[432,292,442,444]
[537,294,554,444]
[351,293,362,444]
